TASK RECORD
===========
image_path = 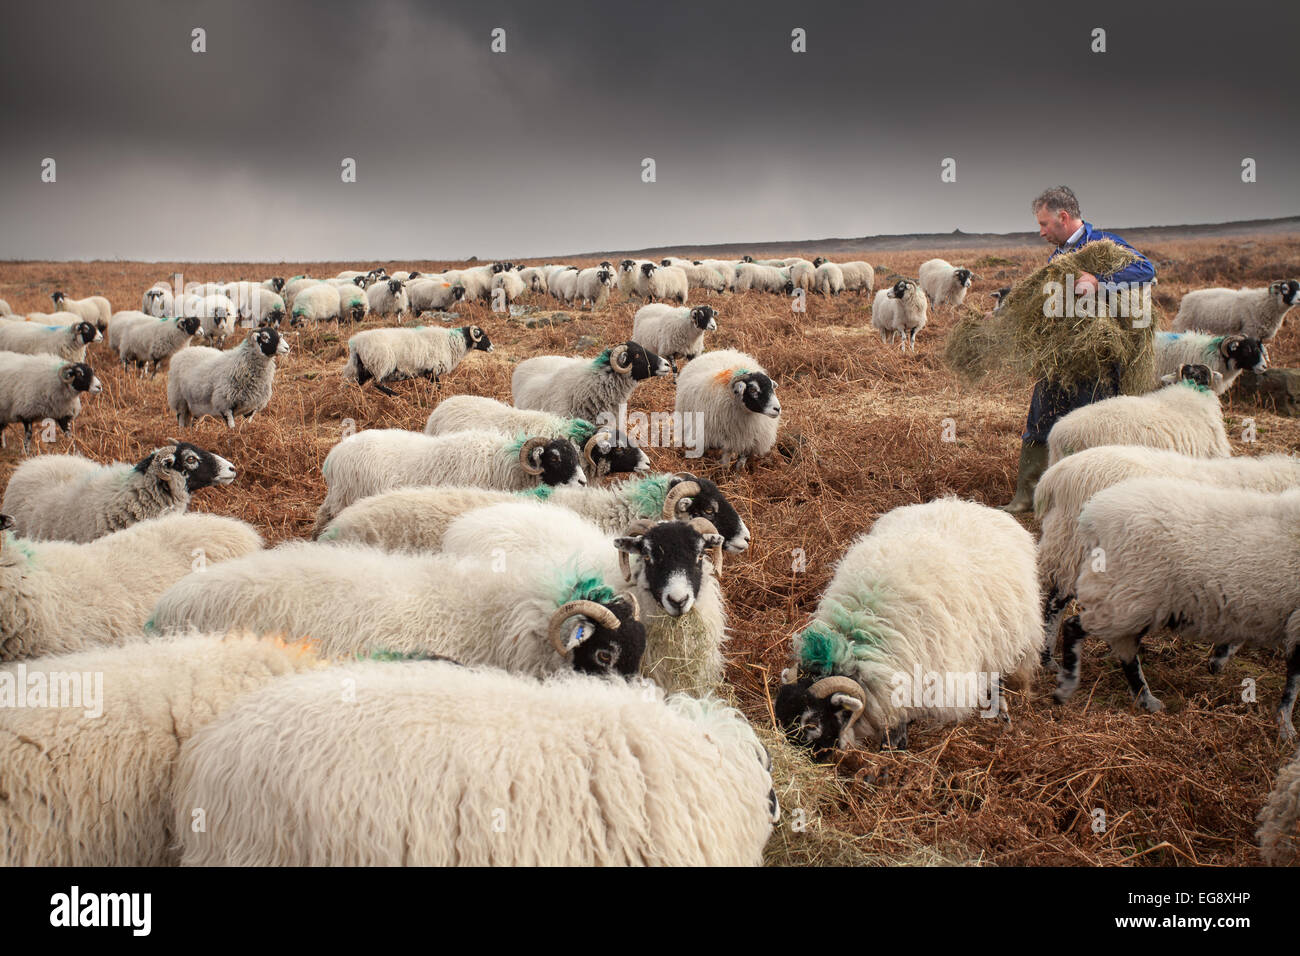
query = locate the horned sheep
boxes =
[1153,330,1266,394]
[1172,280,1300,342]
[512,341,673,423]
[0,319,101,362]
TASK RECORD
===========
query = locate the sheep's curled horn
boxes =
[609,344,633,375]
[617,518,658,582]
[582,430,613,472]
[661,475,702,519]
[518,436,550,475]
[687,516,724,573]
[546,599,622,656]
[808,676,868,734]
[469,326,483,342]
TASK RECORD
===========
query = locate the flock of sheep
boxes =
[1,255,1299,866]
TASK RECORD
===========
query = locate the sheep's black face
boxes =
[452,286,466,301]
[639,262,657,279]
[569,597,645,677]
[742,255,754,263]
[813,257,826,267]
[254,328,284,357]
[668,474,750,552]
[460,326,493,352]
[179,316,202,336]
[143,442,237,491]
[408,271,422,280]
[955,268,973,287]
[691,306,717,331]
[783,280,795,294]
[1280,280,1300,305]
[0,514,13,532]
[266,309,285,327]
[619,259,635,272]
[775,677,847,760]
[387,279,403,295]
[538,438,586,488]
[623,341,672,380]
[733,372,780,418]
[75,322,98,344]
[614,521,722,617]
[599,261,612,271]
[1178,363,1213,387]
[353,276,367,287]
[1225,336,1266,373]
[491,262,506,274]
[591,431,650,475]
[660,259,672,267]
[269,277,285,293]
[596,269,612,286]
[889,279,910,299]
[60,362,97,392]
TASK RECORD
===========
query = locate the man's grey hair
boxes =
[1031,185,1081,218]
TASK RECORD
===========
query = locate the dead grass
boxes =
[3,234,1299,866]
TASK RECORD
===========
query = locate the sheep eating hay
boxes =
[173,660,777,865]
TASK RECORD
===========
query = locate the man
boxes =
[1000,185,1156,513]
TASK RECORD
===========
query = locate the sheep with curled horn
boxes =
[511,340,673,423]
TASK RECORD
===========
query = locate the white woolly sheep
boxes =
[813,262,845,296]
[776,497,1040,756]
[290,283,341,325]
[172,660,776,866]
[549,267,580,303]
[0,632,326,866]
[696,259,737,292]
[283,276,322,305]
[118,315,203,375]
[334,283,369,323]
[0,319,101,362]
[669,260,728,293]
[407,277,465,315]
[342,325,492,396]
[50,291,111,331]
[318,471,750,556]
[181,293,236,347]
[512,341,673,423]
[1046,366,1231,465]
[311,428,587,535]
[1153,331,1266,394]
[1035,445,1300,667]
[231,285,286,328]
[423,395,649,477]
[2,442,235,543]
[149,543,645,679]
[0,354,100,454]
[616,259,653,298]
[788,260,817,292]
[734,263,792,295]
[1172,280,1300,342]
[918,258,975,308]
[816,259,874,294]
[1,512,263,661]
[871,278,929,351]
[366,277,409,319]
[648,265,689,305]
[1257,748,1300,864]
[491,269,527,305]
[632,303,717,363]
[574,267,614,309]
[1056,478,1300,740]
[441,501,727,695]
[517,267,549,295]
[167,326,289,428]
[674,348,780,469]
[448,266,493,303]
[107,309,155,351]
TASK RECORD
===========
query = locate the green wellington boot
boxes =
[999,440,1049,514]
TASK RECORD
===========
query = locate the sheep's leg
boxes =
[372,379,399,398]
[1277,644,1299,743]
[1115,634,1164,712]
[881,718,909,750]
[1053,614,1087,702]
[1208,640,1244,674]
[223,410,236,428]
[1041,588,1069,671]
[21,422,34,455]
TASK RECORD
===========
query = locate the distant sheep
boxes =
[50,292,111,331]
[512,341,673,423]
[632,304,717,363]
[813,262,844,296]
[366,277,409,319]
[407,277,465,315]
[649,265,689,304]
[1172,280,1300,342]
[918,259,975,308]
[291,284,341,325]
[871,278,929,351]
[574,267,614,309]
[118,316,203,375]
[181,293,236,347]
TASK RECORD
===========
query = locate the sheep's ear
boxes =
[565,619,595,651]
[703,532,725,550]
[1159,372,1177,384]
[731,379,747,398]
[613,535,645,555]
[157,452,176,469]
[1211,370,1224,388]
[830,693,864,721]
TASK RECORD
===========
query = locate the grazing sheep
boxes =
[442,502,727,694]
[1046,364,1231,465]
[172,660,776,866]
[423,395,649,477]
[491,269,527,305]
[149,544,644,679]
[549,267,580,303]
[813,262,845,296]
[282,276,322,305]
[1172,280,1300,342]
[674,348,780,468]
[2,442,235,543]
[574,267,614,309]
[734,263,792,294]
[447,266,493,303]
[517,267,549,294]
[832,260,875,294]
[776,498,1040,757]
[512,341,673,423]
[290,283,341,325]
[235,287,287,328]
[0,355,100,454]
[407,277,465,315]
[366,277,409,319]
[107,309,156,351]
[1035,446,1300,665]
[648,265,689,305]
[671,260,728,293]
[167,327,290,428]
[1,512,263,661]
[632,304,717,364]
[342,325,492,396]
[0,319,101,362]
[871,278,929,351]
[181,293,236,347]
[918,258,975,308]
[319,471,750,555]
[311,428,586,535]
[696,259,737,292]
[118,315,203,375]
[50,291,111,331]
[0,632,327,866]
[1056,478,1300,741]
[335,283,369,323]
[1258,748,1300,865]
[1153,331,1266,394]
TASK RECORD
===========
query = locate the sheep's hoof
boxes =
[1208,659,1225,675]
[1278,715,1297,743]
[1137,692,1164,713]
[1052,680,1077,704]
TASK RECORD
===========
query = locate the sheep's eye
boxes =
[595,649,613,667]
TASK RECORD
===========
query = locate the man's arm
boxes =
[1095,231,1156,285]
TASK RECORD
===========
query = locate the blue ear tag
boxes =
[568,621,593,651]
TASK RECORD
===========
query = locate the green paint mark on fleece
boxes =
[624,473,670,517]
[592,348,612,369]
[565,418,598,445]
[558,569,616,607]
[362,648,430,662]
[515,484,554,501]
[795,592,901,676]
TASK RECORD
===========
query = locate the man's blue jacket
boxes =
[1048,221,1156,286]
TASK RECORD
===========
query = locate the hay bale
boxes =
[943,240,1157,395]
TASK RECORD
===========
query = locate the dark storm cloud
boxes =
[0,0,1295,260]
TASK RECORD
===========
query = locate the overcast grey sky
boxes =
[1,0,1295,261]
